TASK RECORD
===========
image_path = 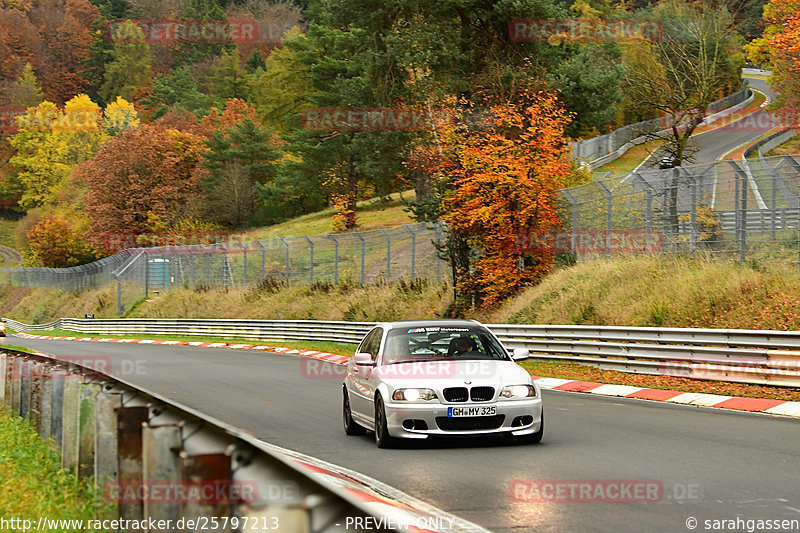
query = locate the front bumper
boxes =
[384,397,543,439]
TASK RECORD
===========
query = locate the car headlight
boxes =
[500,385,537,399]
[392,388,438,401]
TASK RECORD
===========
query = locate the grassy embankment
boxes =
[5,255,800,400]
[0,409,110,530]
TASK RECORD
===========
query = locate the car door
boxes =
[349,327,383,421]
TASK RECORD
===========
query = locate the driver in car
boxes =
[448,336,477,357]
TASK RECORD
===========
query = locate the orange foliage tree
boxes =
[746,0,800,126]
[27,214,94,267]
[437,89,571,308]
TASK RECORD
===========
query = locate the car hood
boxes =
[373,359,531,387]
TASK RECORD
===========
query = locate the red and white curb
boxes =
[263,442,491,533]
[14,332,350,366]
[13,333,800,419]
[532,377,800,418]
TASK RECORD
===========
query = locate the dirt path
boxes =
[0,244,22,267]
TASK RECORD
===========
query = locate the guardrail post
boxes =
[19,359,30,419]
[179,452,233,531]
[117,406,149,522]
[95,388,122,495]
[50,369,66,452]
[142,423,182,530]
[78,382,100,479]
[62,376,81,474]
[28,361,42,428]
[11,358,22,415]
[38,364,53,441]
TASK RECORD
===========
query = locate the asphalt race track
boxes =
[640,77,779,170]
[3,337,799,533]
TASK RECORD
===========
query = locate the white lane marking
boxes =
[533,377,573,389]
[588,384,645,397]
[765,402,800,417]
[667,393,733,406]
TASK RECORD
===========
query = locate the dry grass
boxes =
[594,139,663,174]
[251,190,417,239]
[765,135,800,156]
[139,278,452,322]
[0,285,141,324]
[479,255,800,330]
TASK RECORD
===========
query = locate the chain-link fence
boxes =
[4,155,800,316]
[557,154,800,267]
[1,222,446,315]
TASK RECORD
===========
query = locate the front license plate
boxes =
[448,406,497,417]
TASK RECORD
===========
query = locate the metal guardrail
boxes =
[571,87,753,168]
[6,318,800,387]
[0,347,486,533]
[0,347,394,532]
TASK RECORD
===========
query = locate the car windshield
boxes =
[382,325,510,364]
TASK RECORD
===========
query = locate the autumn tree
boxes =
[100,20,153,102]
[27,214,94,267]
[102,96,140,135]
[27,0,100,105]
[624,0,744,166]
[9,95,107,209]
[10,63,43,107]
[437,89,572,308]
[199,99,279,227]
[76,122,207,251]
[745,0,800,126]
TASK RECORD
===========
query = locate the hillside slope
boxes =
[3,256,800,331]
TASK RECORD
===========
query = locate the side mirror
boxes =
[354,353,374,366]
[512,348,530,361]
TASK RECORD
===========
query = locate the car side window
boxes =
[358,328,383,361]
[365,328,383,361]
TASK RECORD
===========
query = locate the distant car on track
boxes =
[658,158,676,169]
[342,319,543,448]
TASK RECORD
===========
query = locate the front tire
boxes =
[516,412,544,444]
[343,389,366,436]
[374,394,396,448]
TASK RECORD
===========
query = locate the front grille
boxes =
[443,387,469,402]
[470,386,494,402]
[435,415,505,431]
